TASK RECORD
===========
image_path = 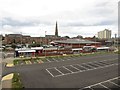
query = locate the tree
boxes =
[77,35,83,39]
[64,36,70,38]
[11,44,16,49]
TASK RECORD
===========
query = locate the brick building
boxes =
[53,39,101,48]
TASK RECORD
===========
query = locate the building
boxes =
[53,39,101,48]
[4,22,61,45]
[4,34,22,44]
[98,29,111,39]
[4,34,46,45]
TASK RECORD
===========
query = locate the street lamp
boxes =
[114,34,117,47]
[20,32,22,50]
[45,31,47,57]
[94,34,97,47]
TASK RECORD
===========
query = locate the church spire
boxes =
[55,21,58,37]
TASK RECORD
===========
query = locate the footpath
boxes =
[1,57,15,89]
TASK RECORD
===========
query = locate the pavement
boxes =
[2,53,119,89]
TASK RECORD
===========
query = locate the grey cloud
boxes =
[1,17,53,27]
[2,17,35,26]
[61,20,116,27]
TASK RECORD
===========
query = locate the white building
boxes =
[98,29,111,39]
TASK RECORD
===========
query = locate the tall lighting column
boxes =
[45,31,47,58]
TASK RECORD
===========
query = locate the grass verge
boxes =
[13,51,115,65]
[12,73,24,89]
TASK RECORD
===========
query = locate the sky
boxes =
[0,0,119,38]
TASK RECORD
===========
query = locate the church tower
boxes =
[55,21,58,37]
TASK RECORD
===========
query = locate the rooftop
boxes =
[54,39,100,44]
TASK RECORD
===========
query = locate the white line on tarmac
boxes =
[46,69,54,77]
[87,62,103,67]
[53,58,59,62]
[82,63,96,69]
[60,58,64,61]
[70,65,81,71]
[109,81,120,87]
[46,59,51,62]
[54,67,64,75]
[50,63,118,77]
[78,64,89,70]
[99,83,110,90]
[63,66,74,73]
[83,76,120,89]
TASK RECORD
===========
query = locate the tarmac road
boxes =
[2,53,119,89]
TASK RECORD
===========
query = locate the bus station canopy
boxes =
[18,50,35,53]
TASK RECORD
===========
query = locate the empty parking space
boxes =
[92,84,109,89]
[111,79,120,85]
[87,63,100,68]
[64,65,80,72]
[102,82,120,89]
[72,64,87,71]
[81,77,120,90]
[98,61,110,66]
[106,60,118,65]
[48,58,55,62]
[46,58,118,77]
[93,62,106,67]
[56,67,71,74]
[56,58,64,61]
[81,64,94,69]
[46,68,62,77]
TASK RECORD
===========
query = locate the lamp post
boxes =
[45,31,47,58]
[20,32,22,58]
[114,34,117,47]
[20,32,22,50]
[94,34,97,47]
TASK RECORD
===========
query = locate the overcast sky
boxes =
[0,0,118,37]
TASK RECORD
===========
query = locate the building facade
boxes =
[98,29,111,39]
[53,39,101,48]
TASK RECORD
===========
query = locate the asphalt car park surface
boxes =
[2,53,119,89]
[81,76,120,90]
[14,53,118,66]
[46,58,118,77]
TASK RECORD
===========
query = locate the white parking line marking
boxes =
[46,58,118,77]
[46,69,54,77]
[63,66,74,73]
[70,65,80,71]
[54,67,64,75]
[62,59,65,61]
[83,64,95,69]
[99,83,110,90]
[46,59,51,62]
[78,65,89,70]
[91,58,117,64]
[54,58,59,62]
[89,87,94,90]
[109,81,120,87]
[51,63,118,77]
[83,76,120,89]
[88,62,102,67]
